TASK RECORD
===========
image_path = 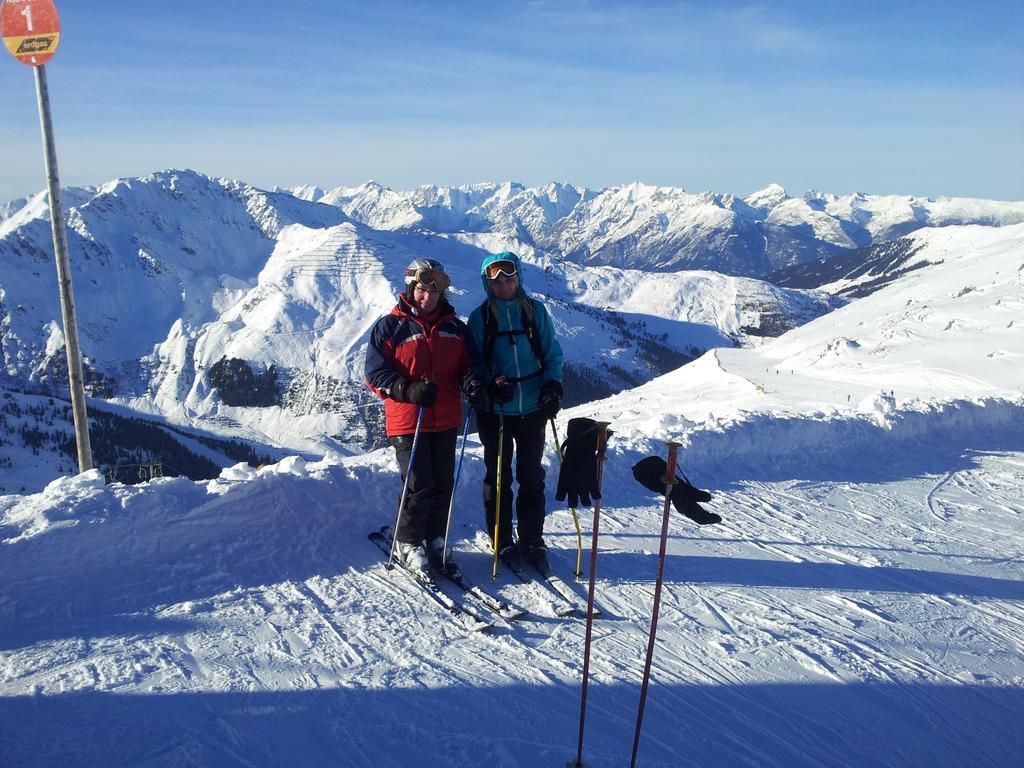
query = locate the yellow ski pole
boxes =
[492,405,505,581]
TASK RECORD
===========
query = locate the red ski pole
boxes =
[630,440,680,768]
[571,421,610,768]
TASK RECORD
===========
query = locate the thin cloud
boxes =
[724,4,827,56]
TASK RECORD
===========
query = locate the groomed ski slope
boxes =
[1,224,1022,766]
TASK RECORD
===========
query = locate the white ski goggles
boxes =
[484,260,518,280]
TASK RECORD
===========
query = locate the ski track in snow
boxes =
[1,440,1021,767]
[2,181,1024,766]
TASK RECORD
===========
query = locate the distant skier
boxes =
[366,259,473,573]
[463,251,564,573]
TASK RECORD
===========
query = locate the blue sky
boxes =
[1,1,1022,202]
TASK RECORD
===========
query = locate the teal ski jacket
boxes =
[466,251,564,416]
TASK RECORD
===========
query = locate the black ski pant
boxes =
[477,409,547,548]
[389,427,458,546]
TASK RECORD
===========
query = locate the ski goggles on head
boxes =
[484,260,518,280]
[406,267,450,292]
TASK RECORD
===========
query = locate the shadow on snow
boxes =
[588,551,1024,601]
[0,680,1021,768]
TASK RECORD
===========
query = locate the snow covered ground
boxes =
[1,224,1021,766]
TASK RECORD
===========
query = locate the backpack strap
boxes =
[480,298,546,381]
[519,297,545,364]
[482,301,500,362]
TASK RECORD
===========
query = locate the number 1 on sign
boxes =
[21,4,34,31]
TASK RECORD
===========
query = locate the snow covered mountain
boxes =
[299,180,1024,276]
[1,217,1020,767]
[592,222,1023,481]
[0,171,839,492]
[768,235,934,298]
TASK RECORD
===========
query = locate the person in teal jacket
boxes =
[463,251,564,574]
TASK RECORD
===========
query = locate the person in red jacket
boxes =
[365,258,478,573]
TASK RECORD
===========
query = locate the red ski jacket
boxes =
[365,294,471,437]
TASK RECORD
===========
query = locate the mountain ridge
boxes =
[1,170,842,490]
[295,178,1024,276]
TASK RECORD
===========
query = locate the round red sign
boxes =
[1,0,61,66]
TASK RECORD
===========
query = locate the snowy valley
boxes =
[0,170,889,493]
[0,177,1021,766]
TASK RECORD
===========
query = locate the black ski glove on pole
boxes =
[538,380,563,419]
[631,455,720,525]
[461,373,486,409]
[394,378,438,406]
[487,376,515,405]
[555,417,602,508]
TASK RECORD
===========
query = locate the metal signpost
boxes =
[1,0,93,472]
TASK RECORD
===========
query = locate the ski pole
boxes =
[551,418,584,579]
[630,440,680,768]
[573,421,610,768]
[441,410,472,569]
[387,406,426,569]
[492,404,506,581]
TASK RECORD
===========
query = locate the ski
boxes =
[376,526,528,622]
[535,567,601,617]
[439,560,529,622]
[498,556,576,617]
[471,535,579,617]
[368,529,494,633]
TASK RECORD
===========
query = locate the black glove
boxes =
[538,380,563,419]
[487,376,515,405]
[395,378,438,406]
[677,499,721,525]
[631,456,719,524]
[555,417,602,508]
[461,374,486,409]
